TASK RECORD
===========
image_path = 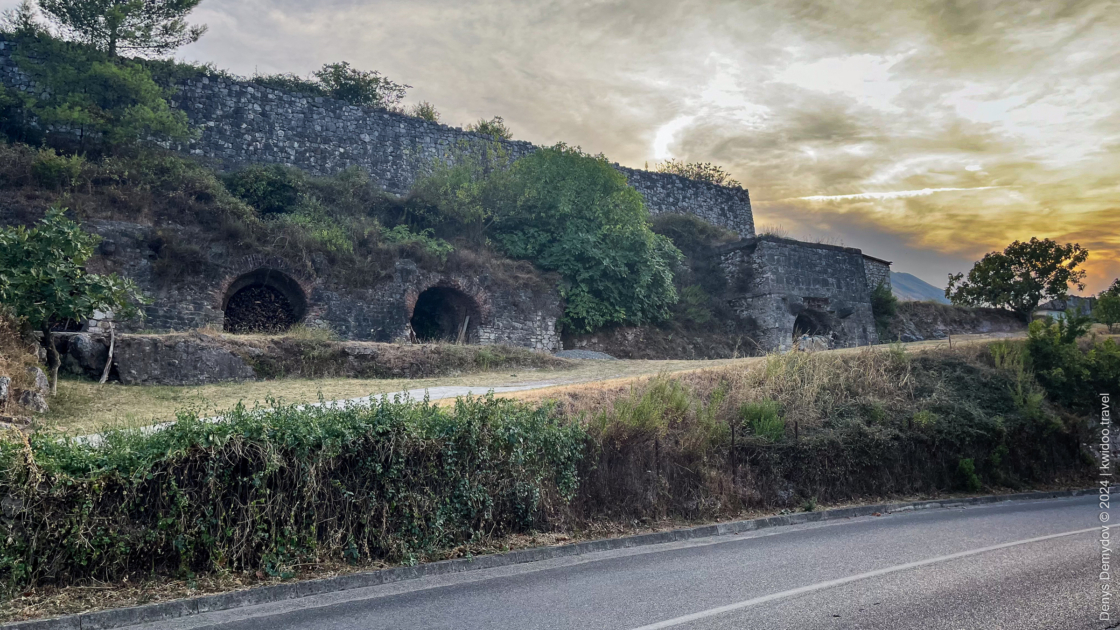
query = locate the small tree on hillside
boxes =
[946,238,1088,321]
[0,207,147,393]
[10,35,194,150]
[37,0,207,57]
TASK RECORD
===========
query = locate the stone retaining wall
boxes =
[0,36,754,237]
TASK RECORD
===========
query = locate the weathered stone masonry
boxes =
[0,37,754,236]
[719,236,881,352]
[1,37,898,353]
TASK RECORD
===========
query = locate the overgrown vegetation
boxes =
[0,341,1095,597]
[654,159,741,188]
[1,30,195,152]
[412,143,683,331]
[253,61,410,110]
[0,207,146,393]
[870,281,898,335]
[465,116,512,140]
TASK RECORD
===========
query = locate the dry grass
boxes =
[41,357,749,434]
[0,314,42,417]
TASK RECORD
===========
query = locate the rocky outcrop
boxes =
[18,389,47,413]
[60,333,111,379]
[27,367,49,395]
[112,334,257,386]
[0,376,9,405]
[883,302,1024,343]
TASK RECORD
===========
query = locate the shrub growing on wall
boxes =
[491,144,682,332]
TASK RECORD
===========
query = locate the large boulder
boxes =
[27,367,49,395]
[0,376,9,405]
[62,333,110,379]
[113,334,257,386]
[18,389,48,413]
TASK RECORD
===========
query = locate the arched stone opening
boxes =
[222,269,308,334]
[792,310,831,339]
[410,287,480,344]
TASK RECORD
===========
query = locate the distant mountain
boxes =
[891,271,950,304]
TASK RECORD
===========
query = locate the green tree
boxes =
[1096,293,1120,333]
[946,238,1088,321]
[409,101,440,123]
[491,144,682,332]
[410,140,512,244]
[655,159,741,188]
[313,62,409,109]
[466,116,512,140]
[37,0,206,57]
[1,0,47,36]
[0,207,147,393]
[11,36,194,150]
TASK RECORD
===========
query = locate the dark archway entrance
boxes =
[410,287,480,343]
[223,269,308,334]
[793,310,831,339]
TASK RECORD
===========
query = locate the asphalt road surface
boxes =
[141,495,1107,630]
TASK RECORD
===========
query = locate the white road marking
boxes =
[627,527,1096,630]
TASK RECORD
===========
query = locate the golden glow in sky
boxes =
[8,0,1113,292]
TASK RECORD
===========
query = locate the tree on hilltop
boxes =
[37,0,207,57]
[946,238,1088,321]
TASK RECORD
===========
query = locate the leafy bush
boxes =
[253,62,409,109]
[29,147,84,190]
[0,206,147,392]
[678,285,712,324]
[870,281,898,333]
[408,101,440,122]
[1,395,584,588]
[1024,314,1119,410]
[491,144,682,331]
[408,140,513,244]
[956,458,983,491]
[466,116,512,140]
[381,225,454,261]
[740,400,784,441]
[222,163,306,216]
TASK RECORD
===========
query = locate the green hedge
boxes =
[0,395,583,586]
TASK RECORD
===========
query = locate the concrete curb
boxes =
[3,488,1095,630]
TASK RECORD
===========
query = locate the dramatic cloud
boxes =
[8,0,1116,292]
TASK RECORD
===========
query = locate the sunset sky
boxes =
[8,0,1117,293]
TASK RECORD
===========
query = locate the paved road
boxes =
[140,495,1107,630]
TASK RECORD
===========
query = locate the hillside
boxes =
[892,271,950,304]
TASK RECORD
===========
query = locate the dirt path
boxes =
[45,332,1024,435]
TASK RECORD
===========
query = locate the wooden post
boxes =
[456,316,470,345]
[99,323,116,385]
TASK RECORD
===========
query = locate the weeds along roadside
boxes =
[0,341,1103,595]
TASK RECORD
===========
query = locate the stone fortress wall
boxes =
[0,37,892,353]
[0,36,753,237]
